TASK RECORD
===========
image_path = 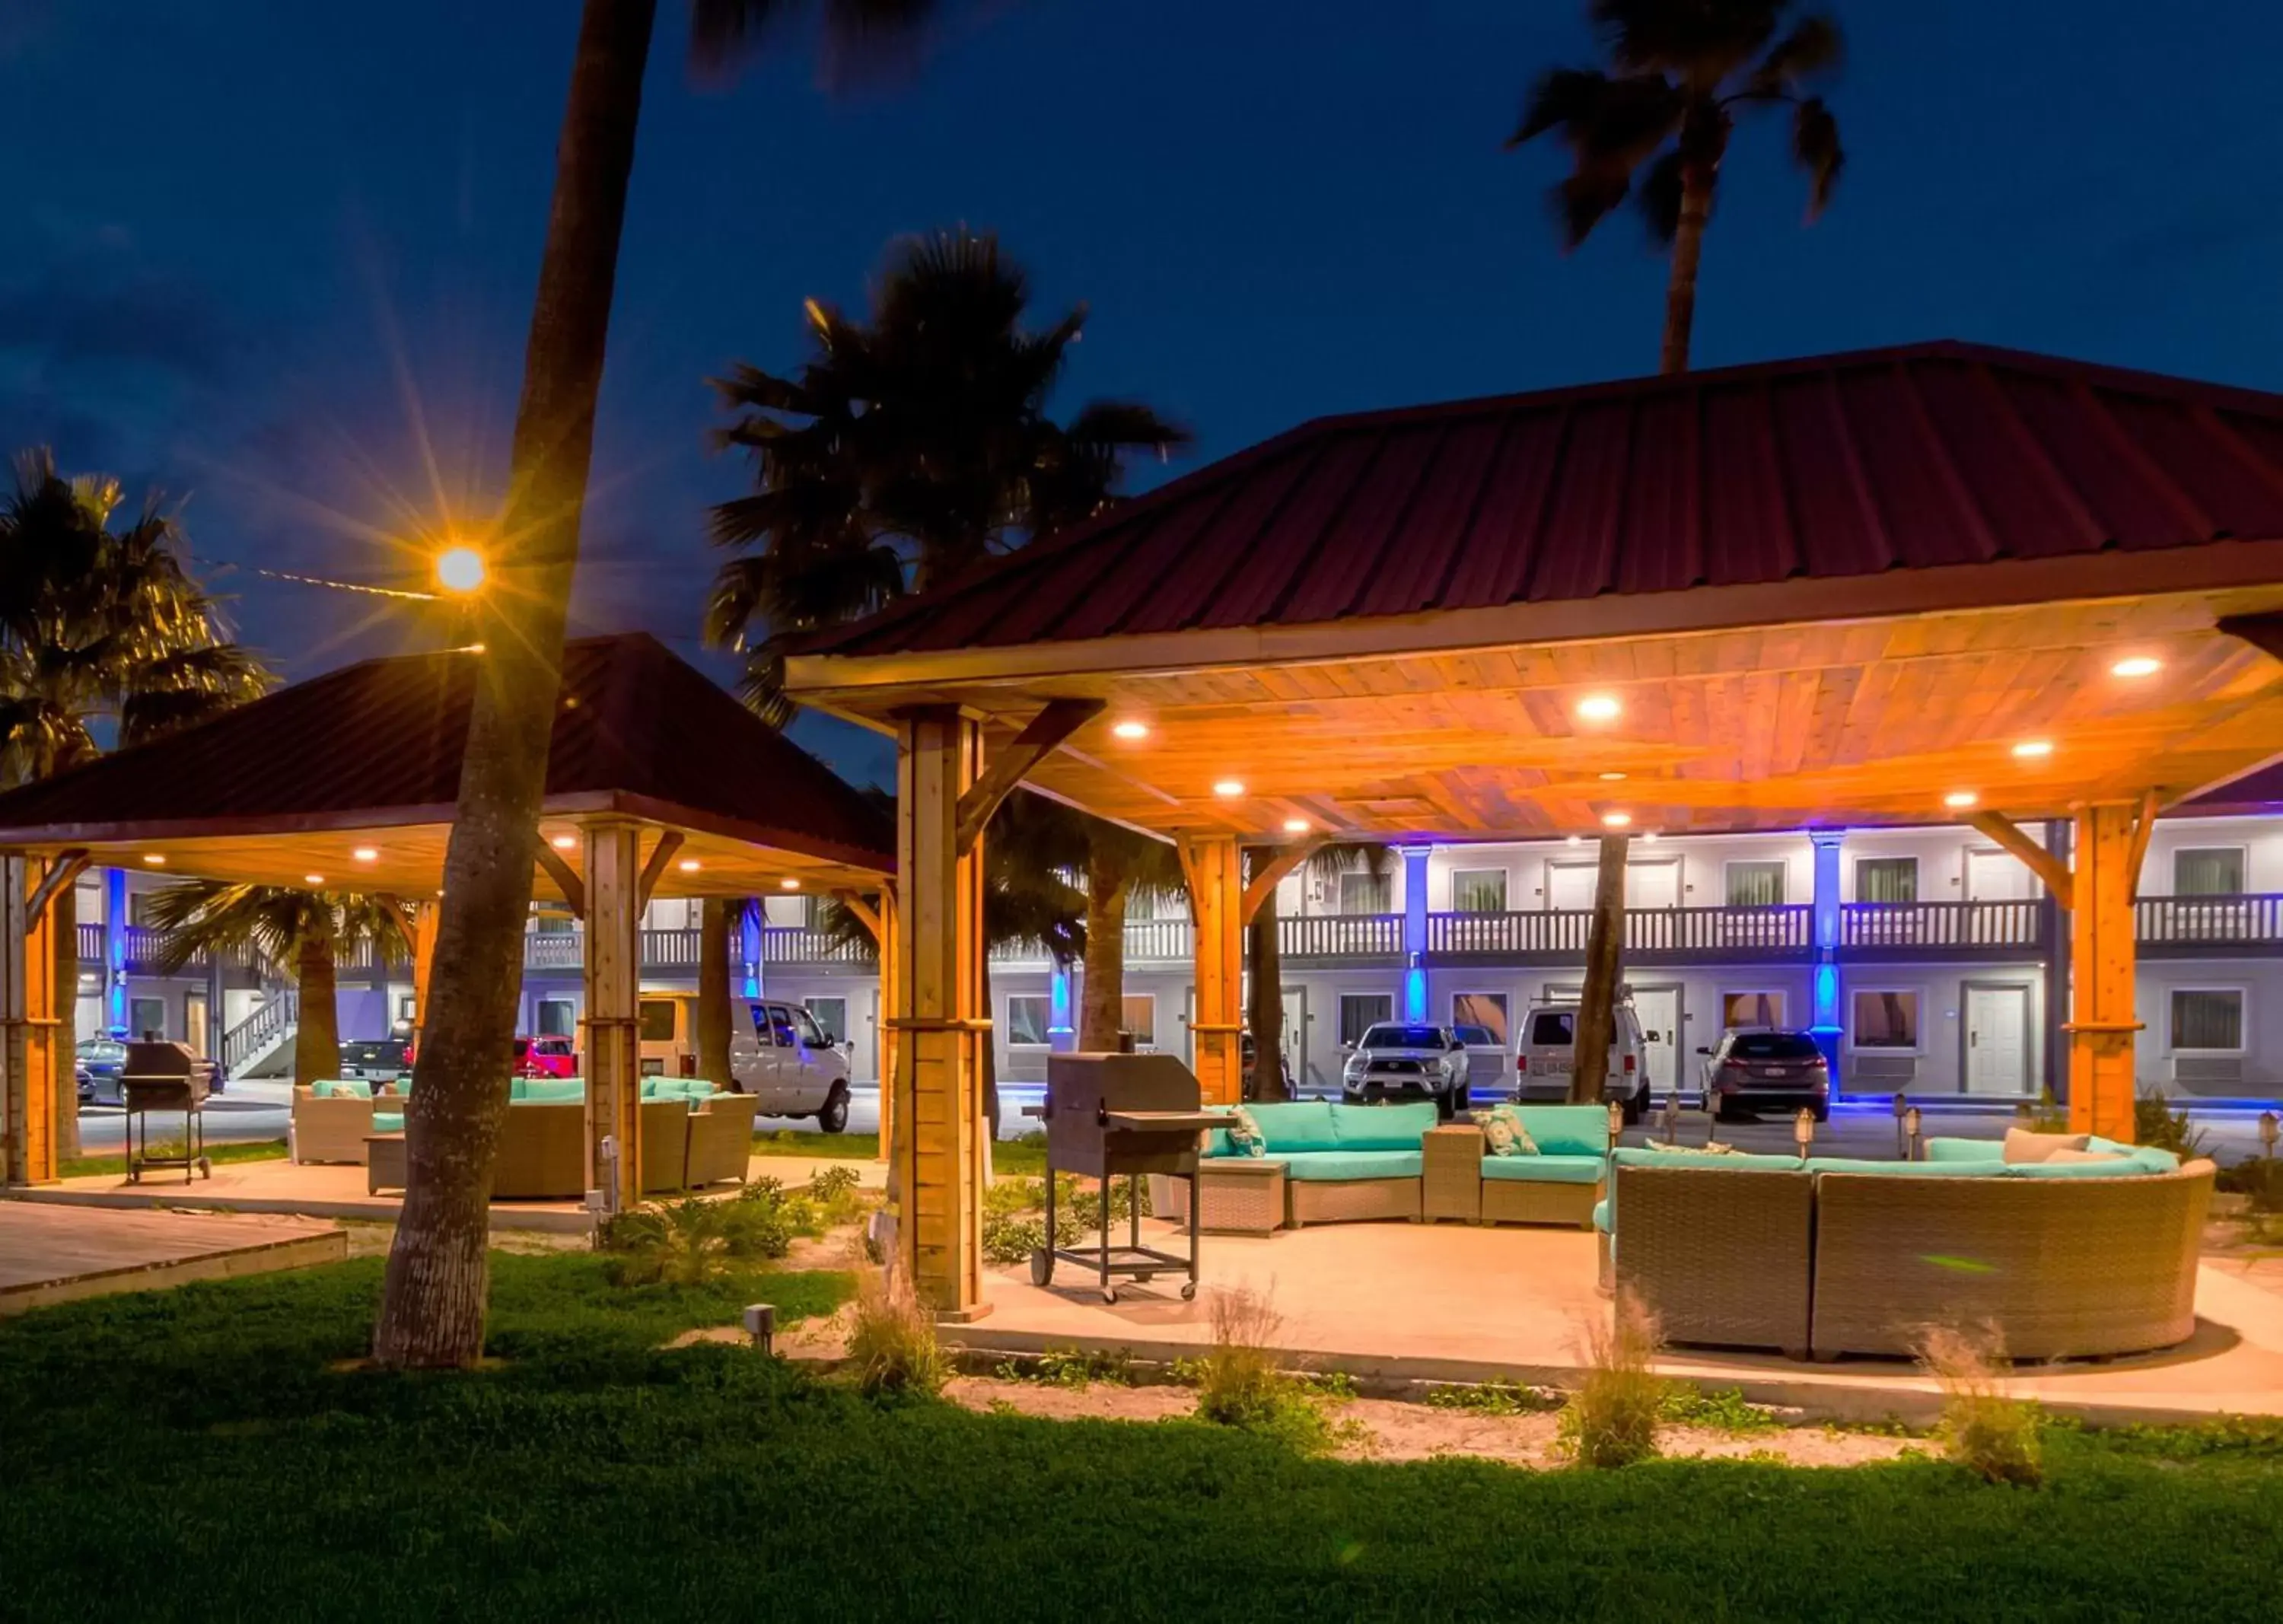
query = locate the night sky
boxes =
[4,1,2277,787]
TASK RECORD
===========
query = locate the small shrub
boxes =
[1661,1386,1778,1433]
[992,1346,1134,1389]
[1190,1287,1329,1451]
[1558,1294,1664,1468]
[982,1215,1047,1267]
[809,1164,861,1202]
[846,1267,950,1400]
[2023,1088,2069,1135]
[600,1199,728,1288]
[1918,1324,2043,1487]
[2133,1091,2209,1164]
[1425,1379,1562,1416]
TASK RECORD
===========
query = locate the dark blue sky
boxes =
[4,1,2277,786]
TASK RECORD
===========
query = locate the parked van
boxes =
[731,998,855,1132]
[1516,995,1657,1122]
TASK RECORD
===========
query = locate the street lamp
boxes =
[1905,1107,1924,1163]
[1606,1098,1625,1151]
[1660,1090,1681,1146]
[1891,1091,1911,1159]
[2260,1110,2279,1162]
[1793,1107,1817,1162]
[435,544,487,595]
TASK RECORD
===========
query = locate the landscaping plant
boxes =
[1189,1287,1334,1450]
[1559,1294,1664,1468]
[2133,1091,2209,1164]
[846,1266,951,1400]
[600,1182,800,1287]
[1918,1323,2043,1487]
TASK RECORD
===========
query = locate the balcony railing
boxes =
[756,925,873,966]
[2138,893,2283,948]
[1122,917,1191,961]
[1841,899,2046,952]
[1280,912,1403,958]
[1429,905,1812,957]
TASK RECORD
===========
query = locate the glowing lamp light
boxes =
[2111,656,2162,679]
[677,858,702,874]
[1111,720,1149,740]
[1282,817,1310,834]
[1575,693,1622,722]
[304,874,325,886]
[2012,739,2055,759]
[1565,834,1584,847]
[1212,779,1245,798]
[435,545,487,595]
[141,853,167,866]
[1640,830,1661,844]
[1943,791,1979,810]
[1599,771,1628,782]
[779,877,801,890]
[550,834,577,851]
[1600,810,1632,828]
[352,847,380,862]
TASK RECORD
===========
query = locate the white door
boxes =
[1966,849,2035,900]
[1626,861,1682,909]
[1548,864,1597,911]
[1964,985,2030,1096]
[1632,986,1682,1094]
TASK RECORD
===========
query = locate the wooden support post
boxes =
[875,885,900,1167]
[2067,801,2142,1142]
[583,820,644,1212]
[1,853,62,1186]
[1571,833,1630,1105]
[891,708,989,1319]
[1179,834,1244,1105]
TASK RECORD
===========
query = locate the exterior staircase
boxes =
[222,990,298,1080]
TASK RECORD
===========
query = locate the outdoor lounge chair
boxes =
[291,1084,378,1164]
[685,1093,760,1187]
[1609,1153,1817,1358]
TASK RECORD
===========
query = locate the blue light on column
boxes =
[1399,845,1432,1025]
[740,906,763,1000]
[1404,962,1428,1025]
[105,867,128,1036]
[1808,830,1845,1085]
[1048,960,1075,1051]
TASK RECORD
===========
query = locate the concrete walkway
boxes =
[0,1202,345,1316]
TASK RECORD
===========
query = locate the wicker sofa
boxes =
[1600,1134,2215,1361]
[1159,1100,1439,1229]
[1439,1107,1612,1229]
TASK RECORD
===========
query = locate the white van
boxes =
[1516,996,1656,1122]
[730,999,855,1132]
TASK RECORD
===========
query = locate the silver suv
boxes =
[1340,1022,1469,1119]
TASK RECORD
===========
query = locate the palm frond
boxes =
[1750,11,1843,92]
[1791,94,1842,216]
[1633,145,1686,244]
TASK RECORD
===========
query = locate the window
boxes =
[1851,989,1920,1050]
[765,1005,797,1046]
[805,997,846,1044]
[1855,858,1918,904]
[75,879,103,924]
[1121,994,1156,1047]
[537,998,576,1037]
[129,996,167,1040]
[1005,995,1052,1047]
[532,908,576,935]
[1364,1024,1448,1049]
[1730,1032,1822,1061]
[1450,869,1508,913]
[1721,990,1786,1030]
[792,1008,827,1048]
[1527,1009,1576,1046]
[1725,861,1787,908]
[2174,849,2246,897]
[1452,992,1510,1045]
[1338,871,1391,915]
[2171,989,2244,1052]
[638,998,679,1043]
[1339,993,1393,1046]
[129,892,163,928]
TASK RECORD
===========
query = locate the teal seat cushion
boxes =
[2008,1154,2164,1179]
[2085,1138,2180,1172]
[1331,1101,1438,1150]
[372,1111,405,1134]
[1924,1136,2005,1163]
[517,1077,584,1104]
[1274,1150,1423,1182]
[1612,1147,1803,1173]
[508,1076,526,1102]
[1806,1157,2008,1177]
[1247,1101,1340,1152]
[311,1079,372,1100]
[1513,1105,1609,1157]
[1479,1152,1604,1186]
[1592,1197,1611,1234]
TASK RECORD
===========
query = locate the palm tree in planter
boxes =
[142,884,416,1087]
[0,448,271,1157]
[1246,843,1391,1101]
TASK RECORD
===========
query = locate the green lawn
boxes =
[6,1257,2283,1621]
[59,1136,290,1180]
[750,1128,1048,1178]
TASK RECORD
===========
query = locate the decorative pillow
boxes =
[2002,1128,2090,1164]
[1482,1104,1538,1157]
[1227,1106,1268,1159]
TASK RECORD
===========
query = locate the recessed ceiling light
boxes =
[550,834,576,851]
[1565,833,1584,846]
[142,853,166,866]
[678,858,702,873]
[304,874,325,886]
[1601,810,1632,828]
[1111,720,1149,740]
[1282,817,1310,834]
[1212,779,1245,798]
[1576,693,1622,722]
[1944,791,1979,810]
[2112,656,2162,679]
[352,847,379,862]
[1598,771,1628,782]
[2012,739,2054,759]
[1640,830,1661,844]
[779,877,801,890]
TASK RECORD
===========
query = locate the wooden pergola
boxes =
[0,632,893,1207]
[785,342,2283,1318]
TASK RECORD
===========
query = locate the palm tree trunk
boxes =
[49,880,79,1161]
[1246,880,1290,1101]
[697,898,734,1088]
[293,931,342,1087]
[1079,856,1131,1049]
[374,0,657,1370]
[1659,161,1715,375]
[1570,834,1630,1106]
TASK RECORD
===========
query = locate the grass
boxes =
[59,1136,288,1180]
[10,1263,2283,1619]
[1921,1324,2044,1487]
[748,1129,1049,1178]
[1559,1294,1665,1467]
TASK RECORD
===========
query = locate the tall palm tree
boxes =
[694,895,755,1088]
[378,0,963,1370]
[142,884,415,1087]
[1076,823,1187,1053]
[1246,843,1391,1100]
[1507,1,1843,374]
[705,228,1189,722]
[0,449,271,1158]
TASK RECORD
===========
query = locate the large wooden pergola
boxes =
[0,632,893,1205]
[785,342,2283,1317]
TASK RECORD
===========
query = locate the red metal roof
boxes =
[0,632,894,871]
[794,341,2283,658]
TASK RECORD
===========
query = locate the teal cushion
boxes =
[311,1079,372,1100]
[1331,1101,1438,1151]
[1806,1157,2008,1177]
[1513,1105,1609,1158]
[1199,1104,1236,1158]
[508,1077,526,1102]
[1924,1136,2005,1163]
[517,1077,584,1104]
[1274,1150,1424,1182]
[2008,1154,2163,1179]
[1479,1153,1604,1186]
[372,1111,405,1134]
[1247,1101,1340,1152]
[2084,1138,2181,1173]
[1592,1197,1611,1234]
[1612,1147,1803,1173]
[1224,1106,1269,1159]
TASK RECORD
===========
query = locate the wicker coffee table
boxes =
[1149,1158,1286,1234]
[366,1134,408,1196]
[1422,1125,1484,1223]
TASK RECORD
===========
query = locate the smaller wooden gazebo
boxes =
[0,632,893,1203]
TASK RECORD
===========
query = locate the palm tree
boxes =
[1507,1,1843,374]
[378,0,964,1370]
[1076,824,1187,1053]
[1246,844,1390,1100]
[695,895,756,1088]
[705,228,1189,722]
[0,449,271,1159]
[141,884,415,1087]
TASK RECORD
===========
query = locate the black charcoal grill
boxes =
[1024,1052,1220,1303]
[120,1040,212,1184]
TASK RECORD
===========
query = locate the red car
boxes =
[514,1036,579,1078]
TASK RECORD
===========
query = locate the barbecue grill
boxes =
[1026,1052,1220,1303]
[119,1040,212,1184]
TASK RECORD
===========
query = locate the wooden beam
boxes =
[635,830,686,910]
[1240,837,1329,926]
[531,833,586,919]
[1966,812,2074,907]
[954,697,1106,855]
[2124,788,2159,902]
[833,888,884,941]
[22,849,89,933]
[2217,610,2283,663]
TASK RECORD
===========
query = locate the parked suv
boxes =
[1516,999,1656,1122]
[339,1039,409,1084]
[1697,1028,1830,1122]
[731,999,855,1132]
[1340,1022,1469,1119]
